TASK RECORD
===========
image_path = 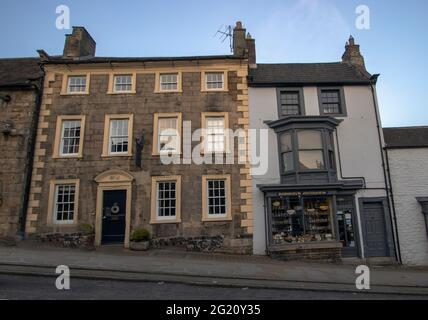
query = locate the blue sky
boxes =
[1,0,427,127]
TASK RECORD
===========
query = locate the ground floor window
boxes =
[54,184,76,223]
[271,196,335,244]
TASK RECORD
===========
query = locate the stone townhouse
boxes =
[25,23,254,253]
[383,127,428,266]
[249,37,399,261]
[0,58,43,239]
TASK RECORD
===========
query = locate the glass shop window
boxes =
[271,196,334,245]
[336,196,356,248]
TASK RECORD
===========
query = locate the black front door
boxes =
[362,202,388,257]
[102,190,126,244]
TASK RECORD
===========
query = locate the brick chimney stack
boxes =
[342,35,366,71]
[233,21,256,67]
[63,27,96,59]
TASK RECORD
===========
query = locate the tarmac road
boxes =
[0,274,427,300]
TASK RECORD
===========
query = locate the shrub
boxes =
[79,223,94,234]
[130,228,150,242]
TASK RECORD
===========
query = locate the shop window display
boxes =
[271,196,334,244]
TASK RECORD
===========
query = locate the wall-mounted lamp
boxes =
[0,94,11,103]
[135,130,145,169]
[1,121,13,136]
[416,197,428,237]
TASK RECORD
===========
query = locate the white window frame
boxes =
[108,119,130,155]
[159,73,178,91]
[202,175,232,222]
[150,176,182,224]
[156,180,177,221]
[59,119,82,157]
[201,71,228,92]
[205,72,224,90]
[152,113,182,155]
[67,75,87,93]
[102,114,133,157]
[113,74,133,93]
[53,184,77,225]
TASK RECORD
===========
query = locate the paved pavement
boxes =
[1,274,427,300]
[0,242,427,296]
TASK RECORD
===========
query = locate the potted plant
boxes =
[129,228,151,251]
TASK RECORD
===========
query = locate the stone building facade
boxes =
[25,24,254,253]
[384,127,428,266]
[0,58,43,238]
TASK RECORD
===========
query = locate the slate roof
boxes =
[248,62,373,86]
[43,55,240,65]
[383,127,428,149]
[0,57,42,87]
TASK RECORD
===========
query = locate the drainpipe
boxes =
[369,75,402,263]
[17,69,44,238]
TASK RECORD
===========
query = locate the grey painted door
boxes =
[362,202,388,257]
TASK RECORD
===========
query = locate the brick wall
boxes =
[388,148,428,266]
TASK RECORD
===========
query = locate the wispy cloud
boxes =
[255,0,351,63]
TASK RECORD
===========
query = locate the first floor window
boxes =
[207,179,227,216]
[206,116,225,153]
[297,130,325,170]
[54,184,76,223]
[158,117,179,153]
[114,74,132,92]
[320,89,341,114]
[160,73,178,91]
[67,76,87,93]
[205,72,224,90]
[279,91,301,116]
[156,181,176,219]
[60,120,81,156]
[109,119,129,154]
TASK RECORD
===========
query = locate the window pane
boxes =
[206,72,224,90]
[206,117,225,152]
[68,76,87,93]
[299,150,325,170]
[280,91,300,116]
[282,152,294,172]
[280,133,292,152]
[298,131,323,149]
[321,90,341,114]
[207,179,226,216]
[60,120,81,155]
[160,74,178,91]
[158,117,179,152]
[157,181,177,218]
[114,75,132,92]
[109,119,129,154]
[55,184,76,222]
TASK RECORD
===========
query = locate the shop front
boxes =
[260,186,362,260]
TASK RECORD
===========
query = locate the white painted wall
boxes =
[249,85,388,255]
[388,148,428,266]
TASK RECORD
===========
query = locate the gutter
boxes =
[369,76,402,264]
[17,69,44,237]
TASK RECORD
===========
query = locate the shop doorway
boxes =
[336,196,359,257]
[360,199,390,257]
